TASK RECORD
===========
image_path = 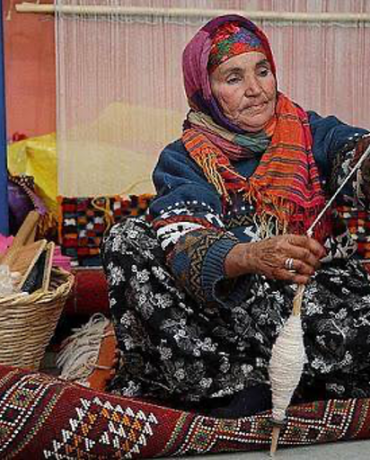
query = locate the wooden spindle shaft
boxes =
[292,283,306,316]
[270,425,281,457]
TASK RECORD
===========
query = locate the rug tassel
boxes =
[57,313,110,385]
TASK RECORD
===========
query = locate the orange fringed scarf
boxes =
[182,94,329,240]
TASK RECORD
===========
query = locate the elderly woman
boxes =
[102,15,370,417]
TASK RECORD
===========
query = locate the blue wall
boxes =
[0,2,8,235]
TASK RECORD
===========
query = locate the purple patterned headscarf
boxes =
[182,15,276,134]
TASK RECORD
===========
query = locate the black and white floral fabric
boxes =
[102,217,370,410]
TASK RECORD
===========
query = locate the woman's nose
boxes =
[244,77,262,96]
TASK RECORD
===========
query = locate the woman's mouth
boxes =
[245,102,267,113]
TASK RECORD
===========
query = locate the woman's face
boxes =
[210,52,277,132]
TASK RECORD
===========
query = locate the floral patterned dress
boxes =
[102,127,370,417]
[102,219,370,412]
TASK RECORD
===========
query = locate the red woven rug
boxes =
[64,268,109,316]
[1,364,370,458]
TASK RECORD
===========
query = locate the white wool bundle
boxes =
[57,313,111,386]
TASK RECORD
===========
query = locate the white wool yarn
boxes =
[269,314,306,424]
[57,313,111,386]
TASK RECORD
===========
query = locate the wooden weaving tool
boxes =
[0,210,39,266]
[11,239,48,292]
[41,241,55,292]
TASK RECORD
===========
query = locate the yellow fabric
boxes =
[7,134,58,216]
[58,103,184,197]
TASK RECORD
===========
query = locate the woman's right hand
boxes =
[224,234,326,285]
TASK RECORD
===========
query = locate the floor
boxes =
[164,440,370,459]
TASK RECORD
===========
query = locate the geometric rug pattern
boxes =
[59,194,153,266]
[1,365,370,458]
[43,397,158,458]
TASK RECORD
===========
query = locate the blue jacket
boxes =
[149,112,369,307]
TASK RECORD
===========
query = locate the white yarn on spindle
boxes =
[269,315,307,424]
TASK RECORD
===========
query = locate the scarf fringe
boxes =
[192,150,230,200]
[245,186,329,240]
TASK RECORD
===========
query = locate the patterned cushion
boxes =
[64,267,109,316]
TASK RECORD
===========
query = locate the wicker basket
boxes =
[0,268,74,370]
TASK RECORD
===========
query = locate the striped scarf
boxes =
[182,93,329,239]
[186,110,273,160]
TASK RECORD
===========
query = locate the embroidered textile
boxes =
[2,364,370,457]
[208,22,266,73]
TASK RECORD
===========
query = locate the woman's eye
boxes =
[258,68,270,77]
[226,76,241,84]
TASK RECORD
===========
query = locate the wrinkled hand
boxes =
[225,234,326,285]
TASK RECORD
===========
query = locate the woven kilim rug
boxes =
[1,365,370,458]
[58,194,153,266]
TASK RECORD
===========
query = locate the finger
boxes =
[268,268,311,285]
[287,234,326,259]
[291,273,311,285]
[306,237,327,259]
[280,268,311,285]
[284,246,321,270]
[291,258,317,276]
[276,252,315,279]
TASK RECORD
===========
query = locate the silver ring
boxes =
[285,257,294,271]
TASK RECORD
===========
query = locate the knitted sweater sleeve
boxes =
[149,140,248,306]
